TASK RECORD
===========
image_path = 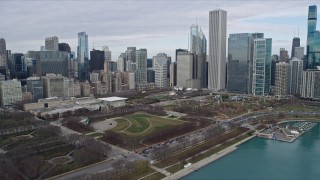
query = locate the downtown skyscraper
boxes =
[227,33,253,94]
[252,38,272,96]
[190,24,207,88]
[77,32,89,81]
[208,9,227,91]
[306,5,320,69]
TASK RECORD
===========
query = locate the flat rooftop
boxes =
[98,96,128,102]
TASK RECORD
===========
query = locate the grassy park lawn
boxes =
[0,130,36,147]
[112,113,184,135]
[140,172,166,180]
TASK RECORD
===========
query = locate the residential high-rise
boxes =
[208,9,227,91]
[301,70,320,99]
[252,38,272,96]
[291,37,300,58]
[306,5,320,69]
[45,36,59,51]
[0,79,22,106]
[275,62,290,97]
[90,49,105,72]
[77,32,89,81]
[153,53,168,88]
[190,24,207,88]
[227,33,253,94]
[279,48,289,62]
[0,38,7,69]
[135,49,147,84]
[289,58,303,95]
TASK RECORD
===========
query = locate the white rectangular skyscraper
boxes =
[208,9,227,91]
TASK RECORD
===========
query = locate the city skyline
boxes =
[0,1,318,60]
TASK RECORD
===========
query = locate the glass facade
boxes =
[77,32,88,64]
[227,33,253,94]
[252,38,272,96]
[307,5,320,69]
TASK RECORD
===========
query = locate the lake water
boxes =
[183,123,320,180]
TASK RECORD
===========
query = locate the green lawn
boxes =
[166,163,183,173]
[112,119,131,131]
[111,113,184,135]
[126,115,151,133]
[140,172,166,180]
[0,130,36,147]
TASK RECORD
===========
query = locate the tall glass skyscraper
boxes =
[227,33,253,94]
[77,32,88,64]
[208,9,227,91]
[307,5,320,69]
[77,32,89,81]
[252,38,272,96]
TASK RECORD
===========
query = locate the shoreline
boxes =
[162,135,256,180]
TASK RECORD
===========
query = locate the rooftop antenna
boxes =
[298,27,300,37]
[294,30,295,37]
[196,17,198,25]
[93,42,94,50]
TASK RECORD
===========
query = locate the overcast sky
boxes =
[0,0,319,61]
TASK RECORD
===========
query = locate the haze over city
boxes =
[0,0,318,60]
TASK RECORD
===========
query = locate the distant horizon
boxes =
[0,1,318,61]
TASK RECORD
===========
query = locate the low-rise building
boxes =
[98,96,127,107]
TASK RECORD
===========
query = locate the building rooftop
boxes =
[99,96,128,102]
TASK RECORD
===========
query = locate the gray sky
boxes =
[0,0,319,61]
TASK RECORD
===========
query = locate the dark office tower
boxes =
[58,43,71,53]
[147,58,153,68]
[109,62,117,72]
[175,49,188,62]
[227,33,253,94]
[279,48,289,62]
[126,47,136,62]
[90,49,105,72]
[11,53,27,79]
[167,56,171,80]
[291,37,300,58]
[306,5,320,69]
[147,69,155,83]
